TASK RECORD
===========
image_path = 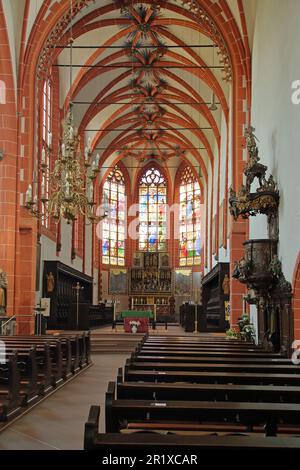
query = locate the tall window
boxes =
[102,167,126,266]
[41,79,52,227]
[42,79,52,147]
[139,167,167,252]
[179,166,201,266]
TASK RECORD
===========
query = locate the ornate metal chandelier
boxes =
[25,0,107,225]
[25,104,104,225]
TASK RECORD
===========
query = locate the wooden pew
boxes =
[3,348,39,406]
[127,359,300,375]
[0,352,21,421]
[144,339,259,349]
[125,368,300,386]
[5,343,53,393]
[136,348,283,359]
[105,381,300,436]
[133,353,292,365]
[116,379,300,404]
[0,333,89,376]
[85,406,300,450]
[139,345,277,354]
[1,338,64,386]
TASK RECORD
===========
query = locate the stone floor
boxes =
[0,354,129,450]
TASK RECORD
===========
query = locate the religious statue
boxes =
[0,269,8,314]
[222,274,230,296]
[269,254,292,292]
[238,256,252,278]
[232,256,251,279]
[245,125,259,159]
[237,184,248,203]
[269,254,282,279]
[46,272,55,293]
[232,261,240,279]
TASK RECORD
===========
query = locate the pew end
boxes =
[84,405,100,450]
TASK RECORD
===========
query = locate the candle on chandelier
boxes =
[61,143,66,157]
[65,180,71,197]
[25,184,32,203]
[41,147,46,164]
[49,132,52,148]
[88,183,94,202]
[41,180,45,199]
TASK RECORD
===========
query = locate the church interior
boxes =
[1,0,300,453]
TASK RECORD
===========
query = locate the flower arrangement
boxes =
[129,320,141,333]
[129,320,141,328]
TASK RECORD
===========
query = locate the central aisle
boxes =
[0,354,129,450]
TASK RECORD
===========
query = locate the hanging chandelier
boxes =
[25,0,108,225]
[25,104,106,225]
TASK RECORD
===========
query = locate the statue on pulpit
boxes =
[0,269,8,314]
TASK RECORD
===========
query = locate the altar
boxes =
[120,310,153,333]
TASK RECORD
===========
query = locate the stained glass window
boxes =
[41,79,52,228]
[139,167,167,252]
[102,167,126,266]
[179,166,201,266]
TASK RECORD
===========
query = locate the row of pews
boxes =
[0,332,90,423]
[84,334,300,451]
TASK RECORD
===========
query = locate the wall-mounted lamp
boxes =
[0,150,4,161]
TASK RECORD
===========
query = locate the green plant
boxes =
[237,314,256,343]
[226,328,239,339]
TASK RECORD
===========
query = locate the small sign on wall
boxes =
[41,298,51,317]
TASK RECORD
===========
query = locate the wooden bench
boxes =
[85,406,300,450]
[105,381,300,436]
[0,352,21,421]
[136,348,284,359]
[125,368,300,385]
[133,353,291,365]
[127,359,300,375]
[116,376,300,404]
[144,340,259,349]
[140,345,277,354]
[1,338,64,386]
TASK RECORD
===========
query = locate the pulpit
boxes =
[120,310,153,333]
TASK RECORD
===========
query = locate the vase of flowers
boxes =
[129,320,140,334]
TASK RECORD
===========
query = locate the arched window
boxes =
[179,166,201,266]
[139,167,167,252]
[41,79,52,227]
[102,167,126,266]
[42,79,52,147]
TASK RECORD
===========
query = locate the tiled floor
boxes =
[0,354,129,450]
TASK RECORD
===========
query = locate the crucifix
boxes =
[72,282,84,330]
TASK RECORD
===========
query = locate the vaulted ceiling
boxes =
[3,0,257,189]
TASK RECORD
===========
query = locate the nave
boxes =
[1,0,300,455]
[3,328,300,451]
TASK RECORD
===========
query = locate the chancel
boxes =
[0,0,300,454]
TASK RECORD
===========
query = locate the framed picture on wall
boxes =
[109,269,128,294]
[159,252,170,268]
[174,269,192,296]
[133,252,143,268]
